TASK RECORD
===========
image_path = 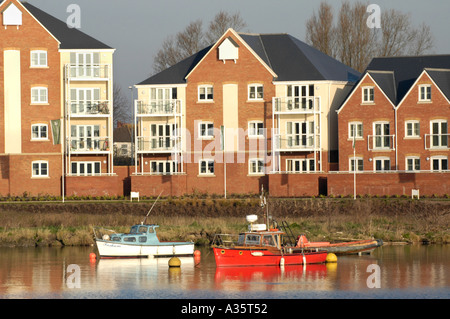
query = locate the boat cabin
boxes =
[106,224,161,245]
[237,230,284,249]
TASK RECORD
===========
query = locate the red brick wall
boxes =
[268,173,327,197]
[65,175,121,197]
[328,172,450,197]
[338,74,396,171]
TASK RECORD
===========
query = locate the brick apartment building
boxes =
[333,55,450,196]
[132,28,360,197]
[0,0,116,197]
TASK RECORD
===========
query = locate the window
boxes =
[248,121,264,137]
[150,123,177,150]
[199,122,214,139]
[30,50,47,67]
[350,157,364,172]
[362,87,374,103]
[431,156,448,171]
[287,84,314,110]
[286,159,315,173]
[430,120,448,148]
[419,85,431,102]
[71,161,101,176]
[150,161,178,175]
[373,122,391,149]
[32,161,48,177]
[245,234,261,245]
[286,121,314,148]
[198,85,213,101]
[31,124,48,140]
[70,52,101,78]
[248,84,263,100]
[249,159,264,175]
[374,157,390,171]
[406,157,420,171]
[31,87,48,104]
[70,125,101,151]
[405,121,420,138]
[70,88,101,114]
[349,122,363,139]
[199,159,214,175]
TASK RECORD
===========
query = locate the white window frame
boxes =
[199,159,215,175]
[198,122,214,139]
[32,161,48,177]
[362,86,374,103]
[198,85,213,101]
[30,50,47,67]
[430,120,448,149]
[31,87,48,104]
[431,156,448,172]
[248,84,264,100]
[405,156,421,171]
[286,159,315,173]
[150,160,178,175]
[71,161,101,176]
[286,84,314,110]
[349,122,363,139]
[150,123,177,150]
[374,157,391,172]
[249,158,265,175]
[286,121,315,148]
[31,124,48,140]
[419,84,431,102]
[248,121,264,137]
[349,157,364,172]
[373,121,391,150]
[405,121,420,138]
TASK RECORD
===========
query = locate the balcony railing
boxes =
[367,135,395,151]
[68,100,110,116]
[424,134,449,150]
[65,64,111,80]
[68,137,111,153]
[136,136,180,153]
[273,96,320,113]
[273,134,320,151]
[136,100,181,116]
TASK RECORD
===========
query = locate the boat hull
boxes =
[300,239,383,255]
[96,240,195,258]
[213,247,327,267]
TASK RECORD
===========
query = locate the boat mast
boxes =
[142,191,163,225]
[260,185,269,230]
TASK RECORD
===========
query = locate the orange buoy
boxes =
[89,253,96,260]
[194,250,201,257]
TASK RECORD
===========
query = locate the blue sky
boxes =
[26,0,450,103]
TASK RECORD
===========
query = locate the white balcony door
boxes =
[431,120,448,148]
[287,121,314,148]
[70,88,100,114]
[374,122,390,149]
[70,52,100,77]
[71,125,100,151]
[150,88,171,112]
[287,85,314,110]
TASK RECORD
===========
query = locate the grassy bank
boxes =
[0,197,449,247]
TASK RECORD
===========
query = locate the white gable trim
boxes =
[185,28,277,80]
[336,72,396,114]
[396,69,450,109]
[2,2,22,26]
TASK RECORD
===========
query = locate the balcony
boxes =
[424,134,449,150]
[367,135,396,151]
[273,96,320,114]
[273,134,320,152]
[65,64,111,81]
[136,136,180,153]
[136,100,181,117]
[68,137,111,154]
[68,100,110,117]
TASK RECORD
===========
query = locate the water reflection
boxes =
[0,245,449,298]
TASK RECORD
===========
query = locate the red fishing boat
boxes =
[212,215,328,267]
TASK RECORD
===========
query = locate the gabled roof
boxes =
[425,68,450,102]
[366,70,396,104]
[137,29,360,86]
[365,55,450,104]
[21,2,112,49]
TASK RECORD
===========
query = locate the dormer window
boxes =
[218,37,239,63]
[419,84,431,102]
[2,3,22,27]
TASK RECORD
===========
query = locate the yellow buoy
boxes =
[168,257,181,267]
[326,253,337,263]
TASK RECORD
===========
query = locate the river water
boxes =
[0,244,449,300]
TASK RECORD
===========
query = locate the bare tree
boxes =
[153,11,247,73]
[306,1,434,72]
[113,83,131,127]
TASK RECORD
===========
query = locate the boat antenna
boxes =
[142,191,163,225]
[260,185,268,229]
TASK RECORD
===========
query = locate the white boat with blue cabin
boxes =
[93,192,194,258]
[94,224,195,258]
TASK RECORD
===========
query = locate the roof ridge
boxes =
[256,34,273,70]
[424,67,450,72]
